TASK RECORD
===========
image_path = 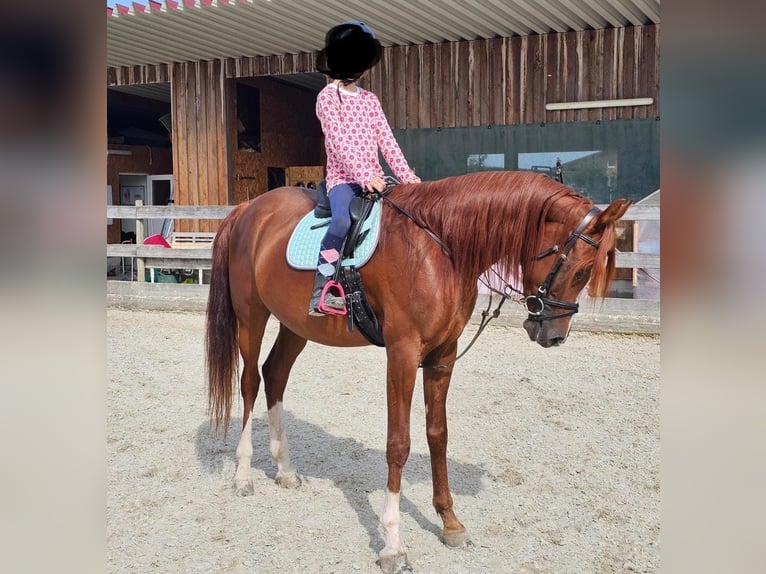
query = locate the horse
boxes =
[205,170,631,573]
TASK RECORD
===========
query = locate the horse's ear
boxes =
[592,199,632,233]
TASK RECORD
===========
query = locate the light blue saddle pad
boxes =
[286,201,383,270]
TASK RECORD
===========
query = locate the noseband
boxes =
[524,206,602,322]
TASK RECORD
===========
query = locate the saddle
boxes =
[311,180,374,260]
[287,181,386,346]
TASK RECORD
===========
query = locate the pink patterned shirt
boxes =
[316,83,417,190]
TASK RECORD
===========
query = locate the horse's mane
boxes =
[387,171,616,296]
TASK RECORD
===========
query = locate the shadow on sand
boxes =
[195,411,485,553]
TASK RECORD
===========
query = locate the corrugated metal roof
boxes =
[107,0,660,68]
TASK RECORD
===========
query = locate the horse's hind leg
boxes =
[262,323,307,489]
[233,312,269,496]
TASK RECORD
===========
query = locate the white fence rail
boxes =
[106,202,660,333]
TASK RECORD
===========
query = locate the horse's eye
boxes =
[573,266,592,284]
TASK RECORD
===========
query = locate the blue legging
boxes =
[315,183,362,276]
[326,183,361,238]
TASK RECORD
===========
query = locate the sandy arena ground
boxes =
[107,309,659,573]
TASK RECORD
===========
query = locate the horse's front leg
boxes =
[379,342,419,574]
[422,343,468,547]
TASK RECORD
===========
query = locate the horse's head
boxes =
[521,199,632,347]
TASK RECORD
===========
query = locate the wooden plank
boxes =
[108,247,656,272]
[206,61,220,207]
[107,281,209,313]
[456,41,470,126]
[171,63,187,227]
[615,252,660,268]
[107,205,235,219]
[638,25,655,119]
[444,41,457,128]
[192,62,203,231]
[429,43,443,128]
[137,246,211,258]
[418,44,432,129]
[379,47,396,127]
[106,284,658,334]
[196,61,210,231]
[106,244,138,257]
[602,28,617,121]
[595,204,660,220]
[520,35,530,124]
[212,71,228,207]
[507,36,521,125]
[471,294,659,335]
[144,257,212,269]
[622,26,636,119]
[590,29,604,121]
[528,34,545,124]
[215,60,231,209]
[405,45,420,129]
[392,45,407,129]
[648,24,660,117]
[563,31,578,123]
[489,37,506,126]
[545,33,562,124]
[473,39,487,126]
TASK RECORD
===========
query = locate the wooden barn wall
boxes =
[230,77,323,205]
[106,24,659,209]
[365,25,659,127]
[170,60,230,232]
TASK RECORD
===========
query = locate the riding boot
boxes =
[307,232,347,316]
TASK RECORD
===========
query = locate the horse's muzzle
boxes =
[523,318,568,348]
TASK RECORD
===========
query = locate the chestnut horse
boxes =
[206,171,631,573]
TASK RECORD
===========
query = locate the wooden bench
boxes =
[169,231,217,248]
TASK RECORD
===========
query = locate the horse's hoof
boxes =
[275,471,301,489]
[442,528,469,547]
[233,479,254,496]
[379,551,411,574]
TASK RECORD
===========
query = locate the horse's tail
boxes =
[205,203,248,437]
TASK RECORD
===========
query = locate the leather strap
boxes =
[339,268,385,347]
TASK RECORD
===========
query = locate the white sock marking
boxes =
[380,489,403,557]
[234,413,253,484]
[268,402,295,476]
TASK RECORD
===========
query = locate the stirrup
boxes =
[318,280,346,315]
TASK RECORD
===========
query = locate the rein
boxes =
[420,278,520,370]
[372,183,452,257]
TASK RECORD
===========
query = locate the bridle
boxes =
[523,206,602,321]
[422,205,603,369]
[378,178,602,324]
[375,180,603,367]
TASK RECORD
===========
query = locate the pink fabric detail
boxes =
[320,248,340,263]
[316,84,417,190]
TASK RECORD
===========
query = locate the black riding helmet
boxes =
[316,21,382,81]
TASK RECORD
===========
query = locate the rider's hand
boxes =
[365,176,387,193]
